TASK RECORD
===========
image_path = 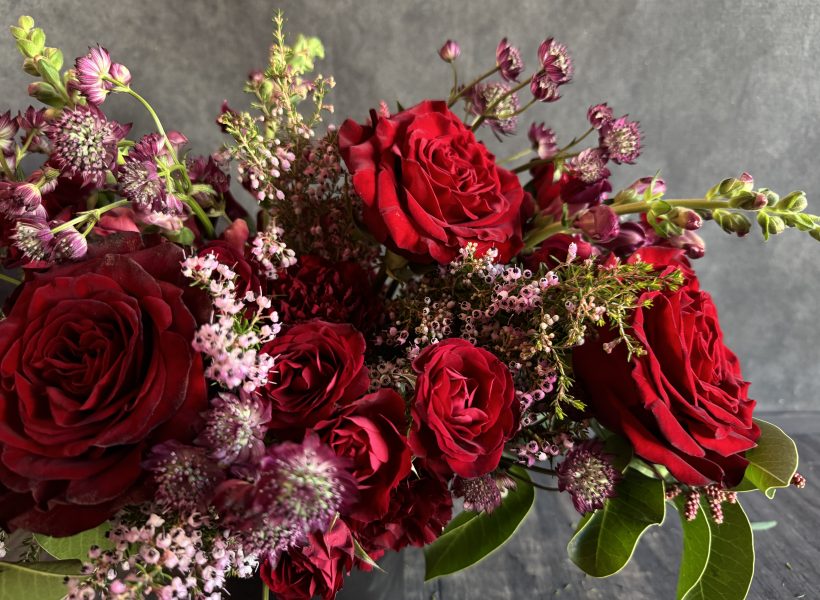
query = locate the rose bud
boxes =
[575,205,620,242]
[438,40,461,63]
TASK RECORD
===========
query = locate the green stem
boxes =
[498,147,534,165]
[0,273,21,285]
[447,65,500,107]
[181,195,216,238]
[512,127,595,174]
[262,583,270,600]
[114,84,179,162]
[471,77,531,130]
[0,152,14,180]
[612,198,730,216]
[507,469,560,492]
[449,62,459,98]
[523,221,575,250]
[51,199,130,234]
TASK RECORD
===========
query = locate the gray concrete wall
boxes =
[0,0,817,410]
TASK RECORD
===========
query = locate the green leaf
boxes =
[423,466,535,581]
[0,560,82,600]
[674,496,711,599]
[35,523,111,561]
[734,418,798,498]
[36,57,63,91]
[750,521,777,531]
[678,500,755,600]
[601,432,633,473]
[567,469,666,577]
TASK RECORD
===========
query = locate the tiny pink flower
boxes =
[439,39,461,62]
[587,103,614,129]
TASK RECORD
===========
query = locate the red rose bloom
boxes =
[270,255,379,331]
[573,247,760,487]
[410,338,519,478]
[523,233,595,271]
[260,518,355,600]
[260,320,369,437]
[339,100,526,264]
[0,239,207,535]
[317,388,411,520]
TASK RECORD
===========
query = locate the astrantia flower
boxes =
[46,105,129,187]
[144,441,225,512]
[587,103,614,129]
[496,38,524,81]
[52,226,88,261]
[0,110,18,154]
[528,123,558,160]
[538,38,573,84]
[600,116,642,164]
[471,82,520,135]
[438,39,461,62]
[74,46,114,105]
[15,107,49,153]
[557,440,621,514]
[530,71,561,102]
[196,391,271,467]
[11,218,52,261]
[0,181,41,217]
[567,148,610,185]
[452,473,516,513]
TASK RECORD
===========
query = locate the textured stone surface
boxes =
[0,0,817,411]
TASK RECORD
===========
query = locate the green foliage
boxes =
[0,560,82,600]
[734,419,798,498]
[674,496,754,600]
[35,523,112,561]
[423,466,535,581]
[8,16,72,108]
[567,469,666,577]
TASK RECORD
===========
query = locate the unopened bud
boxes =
[774,190,808,212]
[439,40,461,63]
[52,227,88,261]
[670,208,702,230]
[27,81,62,106]
[730,190,764,210]
[712,209,750,236]
[22,57,39,76]
[757,212,786,238]
[629,176,667,198]
[669,230,705,259]
[575,205,620,242]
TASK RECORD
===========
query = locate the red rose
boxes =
[573,247,760,487]
[339,100,526,264]
[260,518,355,600]
[317,388,411,520]
[260,320,369,437]
[197,219,260,296]
[410,338,519,478]
[270,255,380,331]
[0,239,207,535]
[523,233,596,271]
[351,466,453,553]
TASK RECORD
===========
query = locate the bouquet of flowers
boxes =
[0,12,812,600]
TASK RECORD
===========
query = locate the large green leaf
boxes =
[678,499,755,600]
[567,469,666,577]
[0,560,82,600]
[35,523,111,561]
[734,418,798,498]
[423,466,535,581]
[673,496,711,599]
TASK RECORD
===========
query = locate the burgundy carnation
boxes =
[260,320,369,438]
[260,518,355,600]
[269,255,379,331]
[317,388,411,520]
[0,238,207,535]
[573,247,760,487]
[410,338,519,478]
[339,100,525,264]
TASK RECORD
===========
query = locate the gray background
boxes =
[0,0,817,410]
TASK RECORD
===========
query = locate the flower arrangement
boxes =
[0,12,812,600]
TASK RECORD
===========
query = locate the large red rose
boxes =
[339,100,526,264]
[573,247,760,487]
[260,320,369,438]
[260,518,355,600]
[0,238,207,535]
[317,388,411,520]
[410,338,519,478]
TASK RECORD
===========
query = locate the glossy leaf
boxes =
[679,500,755,600]
[0,560,82,600]
[567,469,666,577]
[673,496,711,599]
[35,523,111,561]
[423,466,535,581]
[734,419,798,498]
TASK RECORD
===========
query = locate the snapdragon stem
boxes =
[0,273,21,285]
[447,65,500,107]
[611,198,730,215]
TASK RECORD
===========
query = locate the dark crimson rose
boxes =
[529,162,611,218]
[317,388,411,520]
[573,247,760,487]
[339,100,526,264]
[410,338,519,478]
[260,320,369,437]
[260,518,355,600]
[269,255,379,331]
[0,239,207,535]
[524,233,595,271]
[351,466,453,553]
[197,218,260,296]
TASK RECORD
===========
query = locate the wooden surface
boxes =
[362,411,820,600]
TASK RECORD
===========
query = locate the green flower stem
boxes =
[0,152,15,180]
[471,77,532,130]
[449,62,459,98]
[498,147,535,165]
[0,273,21,285]
[506,468,560,492]
[50,199,130,234]
[180,194,216,238]
[512,127,595,174]
[523,221,576,250]
[447,65,500,107]
[611,198,730,215]
[262,583,270,600]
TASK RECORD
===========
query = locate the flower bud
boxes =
[27,81,62,106]
[713,209,751,237]
[52,226,88,261]
[774,190,808,212]
[669,230,705,259]
[587,103,614,129]
[575,205,620,242]
[109,62,132,86]
[757,211,786,238]
[628,176,666,198]
[670,208,703,230]
[528,123,557,160]
[438,40,461,63]
[530,71,561,102]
